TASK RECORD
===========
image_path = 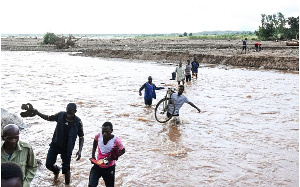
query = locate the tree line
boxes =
[42,12,298,48]
[255,12,299,40]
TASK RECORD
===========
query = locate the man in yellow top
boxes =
[1,124,38,187]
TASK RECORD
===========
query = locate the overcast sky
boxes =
[1,0,299,34]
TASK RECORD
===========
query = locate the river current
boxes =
[1,51,299,187]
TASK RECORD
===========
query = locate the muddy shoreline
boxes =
[1,37,299,71]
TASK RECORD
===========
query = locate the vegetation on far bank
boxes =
[42,33,81,49]
[134,34,257,41]
[39,12,298,48]
[137,12,298,41]
[255,12,298,40]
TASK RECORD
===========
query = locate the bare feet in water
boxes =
[53,165,60,184]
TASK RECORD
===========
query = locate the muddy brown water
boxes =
[1,51,298,187]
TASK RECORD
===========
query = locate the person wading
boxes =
[34,103,84,185]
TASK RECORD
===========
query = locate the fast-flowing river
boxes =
[1,51,298,187]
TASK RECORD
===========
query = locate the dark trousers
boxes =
[88,164,115,187]
[144,98,152,106]
[242,46,246,53]
[167,112,179,118]
[186,75,191,82]
[46,146,71,174]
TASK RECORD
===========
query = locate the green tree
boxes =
[42,33,79,49]
[275,12,286,38]
[256,12,299,40]
[43,32,58,44]
[286,16,299,39]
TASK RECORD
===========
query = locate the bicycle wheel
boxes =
[154,98,175,123]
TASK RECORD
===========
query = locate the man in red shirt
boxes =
[254,43,262,51]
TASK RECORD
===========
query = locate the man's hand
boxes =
[197,108,201,113]
[139,92,142,96]
[76,151,82,161]
[32,109,38,115]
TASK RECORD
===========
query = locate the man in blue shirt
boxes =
[242,38,247,54]
[34,103,84,185]
[191,57,199,79]
[139,76,164,106]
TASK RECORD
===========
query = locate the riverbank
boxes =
[1,37,299,71]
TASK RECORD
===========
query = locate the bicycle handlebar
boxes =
[167,87,176,93]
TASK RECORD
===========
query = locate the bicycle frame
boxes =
[162,88,176,111]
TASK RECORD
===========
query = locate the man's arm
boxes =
[76,120,85,161]
[118,148,125,157]
[154,85,164,90]
[76,137,84,161]
[24,146,38,186]
[188,102,201,113]
[91,140,98,159]
[139,83,146,96]
[35,110,51,121]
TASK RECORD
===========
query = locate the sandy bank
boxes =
[1,37,299,71]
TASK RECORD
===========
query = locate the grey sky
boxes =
[1,0,299,34]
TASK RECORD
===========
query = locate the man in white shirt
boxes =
[175,62,185,86]
[167,85,201,118]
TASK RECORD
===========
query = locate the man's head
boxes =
[1,162,23,187]
[148,76,152,84]
[179,62,182,67]
[178,85,184,95]
[102,122,113,140]
[66,103,77,121]
[187,59,190,65]
[2,124,19,149]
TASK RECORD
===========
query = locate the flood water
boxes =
[1,51,299,187]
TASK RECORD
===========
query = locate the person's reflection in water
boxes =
[167,124,181,142]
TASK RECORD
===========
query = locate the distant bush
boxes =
[43,32,58,45]
[42,33,79,49]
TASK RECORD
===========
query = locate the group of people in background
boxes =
[2,103,125,187]
[175,57,199,86]
[139,57,201,122]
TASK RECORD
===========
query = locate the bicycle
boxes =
[154,87,176,123]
